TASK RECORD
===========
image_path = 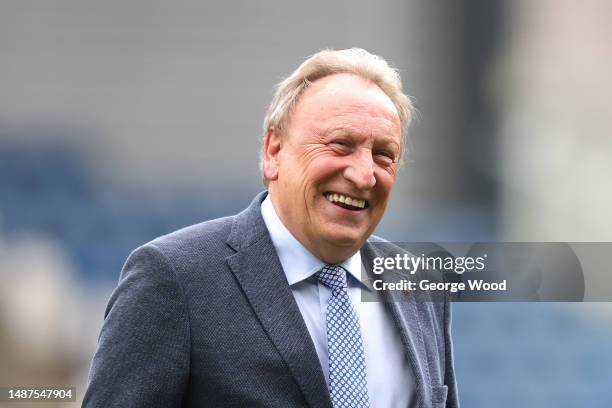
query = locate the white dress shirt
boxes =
[261,195,415,408]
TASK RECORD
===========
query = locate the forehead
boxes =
[291,73,401,137]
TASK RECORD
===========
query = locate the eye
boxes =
[329,139,353,154]
[374,150,397,166]
[333,139,351,147]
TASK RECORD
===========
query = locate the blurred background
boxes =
[1,0,612,406]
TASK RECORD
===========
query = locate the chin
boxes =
[320,228,365,249]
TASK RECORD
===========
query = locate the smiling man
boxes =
[84,49,459,408]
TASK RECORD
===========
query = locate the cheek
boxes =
[303,157,340,185]
[376,171,396,194]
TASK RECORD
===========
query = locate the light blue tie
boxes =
[316,265,370,408]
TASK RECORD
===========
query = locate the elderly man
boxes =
[84,48,459,408]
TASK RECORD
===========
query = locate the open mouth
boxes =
[324,192,369,211]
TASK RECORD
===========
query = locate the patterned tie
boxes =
[316,265,370,408]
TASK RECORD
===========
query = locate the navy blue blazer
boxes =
[83,192,459,407]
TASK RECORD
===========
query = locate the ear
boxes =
[263,126,282,181]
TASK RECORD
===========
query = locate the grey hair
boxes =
[260,48,415,185]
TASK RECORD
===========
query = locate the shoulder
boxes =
[142,191,267,260]
[124,191,268,278]
[124,215,235,279]
[150,215,234,253]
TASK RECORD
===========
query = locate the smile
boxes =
[324,192,368,210]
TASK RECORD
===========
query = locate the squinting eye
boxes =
[329,140,353,153]
[374,151,396,165]
[333,140,351,147]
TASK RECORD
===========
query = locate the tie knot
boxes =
[316,264,348,291]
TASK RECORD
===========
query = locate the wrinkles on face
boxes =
[312,109,399,142]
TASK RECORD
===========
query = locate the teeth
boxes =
[325,193,366,209]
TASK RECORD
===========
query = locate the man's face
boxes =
[265,73,402,263]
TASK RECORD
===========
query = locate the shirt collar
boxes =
[260,194,368,289]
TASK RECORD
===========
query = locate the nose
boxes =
[343,150,376,190]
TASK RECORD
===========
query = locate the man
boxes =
[83,48,459,407]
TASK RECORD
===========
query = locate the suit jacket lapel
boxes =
[226,192,332,408]
[361,242,429,407]
[384,292,430,407]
